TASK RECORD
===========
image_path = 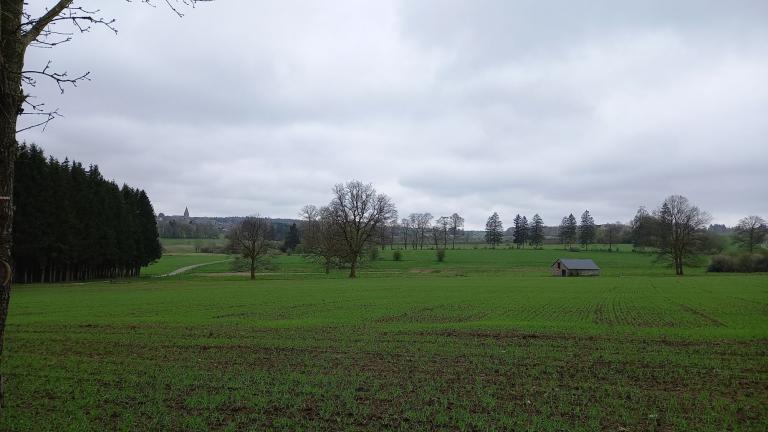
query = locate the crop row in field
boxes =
[2,274,766,430]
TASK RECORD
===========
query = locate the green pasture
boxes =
[142,253,231,276]
[160,237,228,254]
[187,245,696,278]
[1,247,766,430]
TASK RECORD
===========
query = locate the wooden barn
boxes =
[551,259,601,277]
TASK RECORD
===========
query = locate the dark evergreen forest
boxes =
[12,144,162,283]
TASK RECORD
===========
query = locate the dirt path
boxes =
[159,259,234,277]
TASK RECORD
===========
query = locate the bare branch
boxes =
[16,109,62,133]
[21,0,75,47]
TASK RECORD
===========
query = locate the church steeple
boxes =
[183,206,189,218]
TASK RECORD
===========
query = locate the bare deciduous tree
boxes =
[630,206,657,251]
[374,210,398,250]
[407,214,417,248]
[655,195,711,276]
[734,215,767,253]
[436,216,450,249]
[430,223,442,248]
[408,212,433,250]
[299,204,320,244]
[601,222,626,252]
[228,216,274,280]
[328,181,396,278]
[0,0,207,406]
[301,206,345,274]
[449,213,464,249]
[400,217,411,249]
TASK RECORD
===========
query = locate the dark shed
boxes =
[551,258,601,277]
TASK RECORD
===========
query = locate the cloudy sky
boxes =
[19,1,768,228]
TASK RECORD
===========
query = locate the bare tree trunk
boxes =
[250,257,256,280]
[0,117,19,408]
[349,256,357,278]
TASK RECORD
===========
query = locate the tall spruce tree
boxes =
[530,214,544,249]
[485,212,504,248]
[520,216,529,247]
[558,217,569,249]
[579,210,596,250]
[566,214,578,248]
[512,214,523,248]
[283,223,300,252]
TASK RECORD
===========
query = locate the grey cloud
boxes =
[17,0,768,229]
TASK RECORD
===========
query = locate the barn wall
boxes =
[572,269,600,277]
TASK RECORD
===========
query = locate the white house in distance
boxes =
[551,259,601,277]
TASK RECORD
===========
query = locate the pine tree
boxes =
[530,214,544,248]
[485,212,504,248]
[137,190,162,270]
[520,216,529,248]
[558,217,568,249]
[283,223,300,252]
[512,214,523,248]
[565,214,578,248]
[579,210,596,250]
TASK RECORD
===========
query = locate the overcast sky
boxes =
[19,1,768,228]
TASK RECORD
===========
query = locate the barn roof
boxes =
[553,258,600,270]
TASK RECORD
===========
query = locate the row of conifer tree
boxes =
[11,144,162,283]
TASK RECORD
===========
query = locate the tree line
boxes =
[482,210,599,250]
[157,219,219,239]
[11,145,162,283]
[483,196,766,275]
[227,183,765,278]
[631,202,767,274]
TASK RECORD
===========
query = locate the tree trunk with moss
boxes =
[0,0,28,407]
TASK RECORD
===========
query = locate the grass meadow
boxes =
[160,237,229,254]
[2,245,766,430]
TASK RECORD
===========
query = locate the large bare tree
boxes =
[300,205,345,274]
[449,213,464,249]
[328,181,396,278]
[408,212,432,250]
[0,0,207,406]
[601,222,626,252]
[436,216,450,249]
[228,216,274,281]
[655,195,711,276]
[733,215,767,253]
[400,217,411,249]
[299,204,320,245]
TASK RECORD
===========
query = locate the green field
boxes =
[2,248,766,431]
[160,237,228,254]
[184,245,698,279]
[141,253,232,276]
